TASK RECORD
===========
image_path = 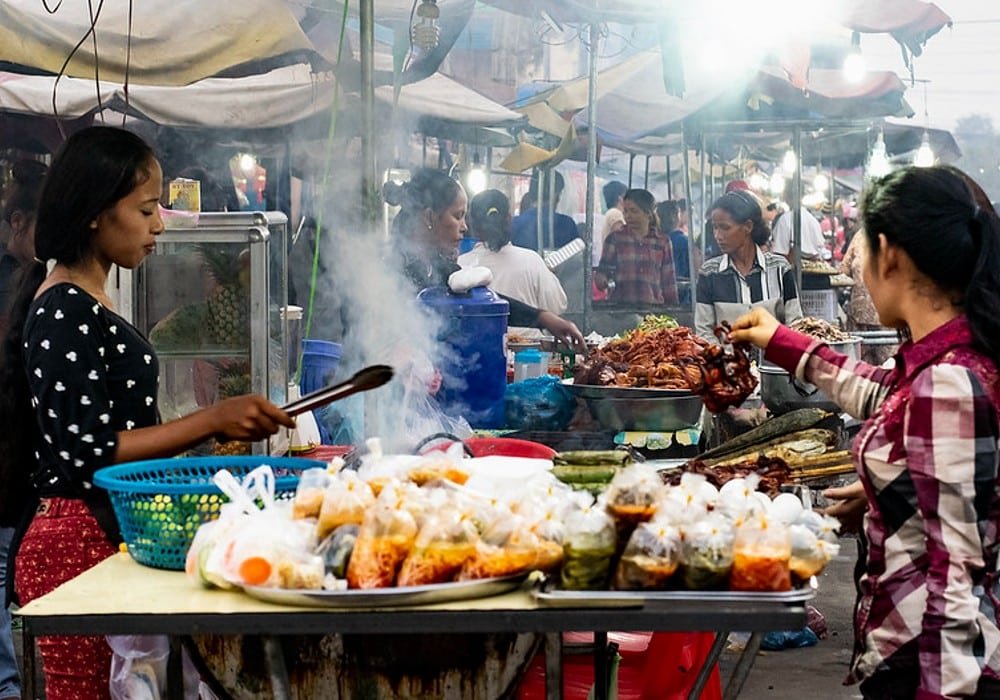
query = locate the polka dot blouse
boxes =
[23,283,159,496]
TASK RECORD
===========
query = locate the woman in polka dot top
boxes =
[0,127,295,699]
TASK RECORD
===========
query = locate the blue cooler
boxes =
[418,285,509,429]
[299,339,342,394]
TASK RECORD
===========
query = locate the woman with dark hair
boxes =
[0,126,294,698]
[595,188,678,306]
[730,166,1000,699]
[457,189,567,314]
[383,169,584,350]
[694,189,801,341]
[1,160,47,337]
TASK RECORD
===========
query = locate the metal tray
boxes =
[561,379,693,400]
[533,581,815,608]
[241,573,529,609]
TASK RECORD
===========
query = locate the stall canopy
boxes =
[0,0,326,86]
[0,65,524,133]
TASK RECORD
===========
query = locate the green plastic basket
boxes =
[93,456,326,570]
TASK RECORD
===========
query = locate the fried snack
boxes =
[346,534,413,589]
[573,326,709,389]
[292,468,330,520]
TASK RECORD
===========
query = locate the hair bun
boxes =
[382,179,406,207]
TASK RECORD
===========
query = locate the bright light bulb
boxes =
[748,172,768,192]
[769,172,786,195]
[411,0,440,51]
[842,52,867,84]
[867,133,891,178]
[466,166,488,195]
[913,133,935,167]
[238,153,256,175]
[813,173,829,192]
[781,149,797,175]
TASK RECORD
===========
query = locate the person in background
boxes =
[459,189,567,315]
[694,190,801,341]
[0,127,294,698]
[595,180,627,265]
[770,184,828,264]
[656,199,690,305]
[730,165,1000,699]
[0,159,45,700]
[384,168,585,351]
[596,189,678,306]
[510,170,578,252]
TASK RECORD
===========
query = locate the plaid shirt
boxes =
[767,317,1000,699]
[598,226,678,305]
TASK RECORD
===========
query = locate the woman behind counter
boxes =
[0,126,294,698]
[730,166,1000,699]
[695,190,802,341]
[384,168,585,351]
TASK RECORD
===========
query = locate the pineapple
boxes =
[199,244,250,347]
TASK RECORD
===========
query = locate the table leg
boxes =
[688,631,729,700]
[544,632,563,700]
[21,622,35,700]
[262,635,292,700]
[723,631,763,700]
[593,631,609,700]
[166,636,183,700]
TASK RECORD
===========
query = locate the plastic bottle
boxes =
[513,349,545,382]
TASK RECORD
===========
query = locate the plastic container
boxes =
[281,305,303,378]
[299,339,342,394]
[513,348,545,382]
[418,285,509,429]
[93,456,326,570]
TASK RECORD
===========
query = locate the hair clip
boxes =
[486,207,500,216]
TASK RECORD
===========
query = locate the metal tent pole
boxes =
[793,126,803,294]
[360,0,377,229]
[583,22,600,334]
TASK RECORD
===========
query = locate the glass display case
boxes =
[131,212,289,455]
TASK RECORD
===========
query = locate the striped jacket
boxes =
[694,247,802,340]
[767,317,1000,699]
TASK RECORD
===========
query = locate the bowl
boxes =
[582,393,704,432]
[758,364,840,415]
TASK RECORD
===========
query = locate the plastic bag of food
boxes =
[560,502,616,590]
[345,491,419,589]
[407,442,470,486]
[714,474,762,522]
[795,509,842,544]
[657,473,717,525]
[316,471,375,539]
[605,463,664,523]
[459,514,539,581]
[317,523,359,580]
[729,513,792,592]
[292,467,331,520]
[614,522,682,590]
[681,514,735,590]
[397,507,479,586]
[789,524,840,580]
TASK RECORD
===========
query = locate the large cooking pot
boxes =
[759,337,861,414]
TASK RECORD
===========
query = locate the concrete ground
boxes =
[721,536,863,699]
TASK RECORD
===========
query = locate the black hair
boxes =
[468,189,511,252]
[3,160,47,225]
[709,190,769,246]
[623,189,658,232]
[602,180,627,209]
[527,170,564,206]
[656,200,680,233]
[383,168,462,238]
[0,126,156,512]
[862,165,1000,357]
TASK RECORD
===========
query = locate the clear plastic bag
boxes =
[292,467,330,520]
[605,463,664,523]
[316,471,375,539]
[345,490,419,589]
[729,513,792,592]
[397,507,479,586]
[680,514,735,590]
[560,503,616,590]
[614,522,682,590]
[107,635,212,700]
[789,524,840,581]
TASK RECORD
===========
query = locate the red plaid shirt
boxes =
[767,317,1000,699]
[598,226,678,305]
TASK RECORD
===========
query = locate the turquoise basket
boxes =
[93,456,326,571]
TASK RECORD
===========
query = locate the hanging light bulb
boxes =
[913,132,935,167]
[769,172,786,195]
[842,32,866,84]
[748,172,768,192]
[411,0,441,52]
[866,131,892,179]
[238,153,256,176]
[813,173,830,192]
[466,153,488,195]
[781,148,797,175]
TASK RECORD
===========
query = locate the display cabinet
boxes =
[131,212,290,455]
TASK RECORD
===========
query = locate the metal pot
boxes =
[825,337,862,361]
[758,364,840,415]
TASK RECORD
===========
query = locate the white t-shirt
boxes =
[458,243,568,314]
[770,207,828,260]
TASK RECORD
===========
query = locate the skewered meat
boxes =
[682,322,758,412]
[663,456,792,498]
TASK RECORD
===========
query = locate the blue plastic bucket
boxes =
[418,286,509,429]
[300,339,342,394]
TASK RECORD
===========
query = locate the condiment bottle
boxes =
[513,349,545,382]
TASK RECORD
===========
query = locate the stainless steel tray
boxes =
[533,583,815,608]
[561,379,694,400]
[242,573,529,609]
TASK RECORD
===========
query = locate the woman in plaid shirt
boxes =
[731,166,1000,699]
